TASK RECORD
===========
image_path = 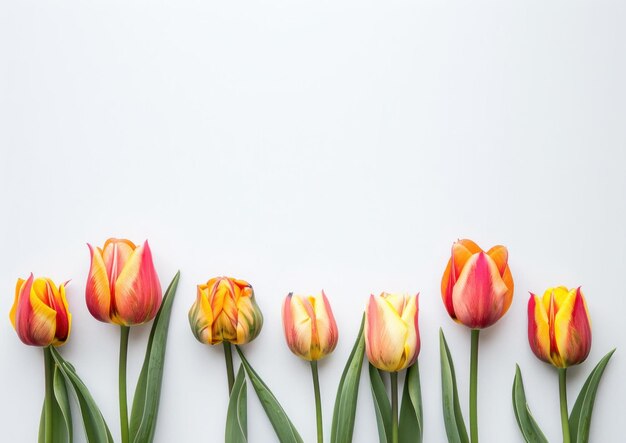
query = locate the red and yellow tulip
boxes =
[189,276,263,345]
[282,291,339,361]
[528,286,592,368]
[441,239,514,329]
[86,238,162,326]
[10,274,71,347]
[365,292,419,372]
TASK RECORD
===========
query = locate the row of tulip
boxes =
[10,238,614,443]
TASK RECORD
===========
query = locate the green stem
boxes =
[558,368,571,443]
[470,329,480,443]
[43,346,53,443]
[391,371,399,443]
[224,342,235,395]
[310,361,323,443]
[119,326,130,443]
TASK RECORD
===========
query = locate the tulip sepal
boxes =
[512,349,615,443]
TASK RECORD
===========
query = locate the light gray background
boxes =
[1,1,625,442]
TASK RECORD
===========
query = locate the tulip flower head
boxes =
[10,274,71,347]
[365,292,420,372]
[86,238,162,326]
[189,276,263,345]
[282,291,339,361]
[441,239,514,329]
[528,287,592,368]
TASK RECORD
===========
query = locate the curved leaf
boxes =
[569,349,615,443]
[50,347,113,443]
[38,361,72,443]
[225,365,248,443]
[512,364,548,443]
[130,271,180,443]
[236,347,303,443]
[439,329,469,443]
[369,364,391,443]
[399,362,422,443]
[331,315,365,443]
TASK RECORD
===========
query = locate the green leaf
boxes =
[225,365,248,443]
[369,364,391,443]
[569,349,615,443]
[130,271,181,443]
[236,347,303,443]
[39,363,72,443]
[331,315,365,443]
[50,347,114,443]
[399,362,423,443]
[511,364,549,443]
[439,329,469,443]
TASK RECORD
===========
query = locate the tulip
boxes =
[528,287,592,443]
[10,275,72,442]
[440,239,513,443]
[86,237,162,443]
[10,274,71,347]
[189,276,263,394]
[282,291,338,442]
[282,291,338,361]
[365,292,419,372]
[441,239,514,329]
[365,292,419,443]
[189,276,263,346]
[528,286,591,369]
[86,238,162,326]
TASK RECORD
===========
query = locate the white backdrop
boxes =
[1,1,625,442]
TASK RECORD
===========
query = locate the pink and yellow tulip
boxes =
[189,276,263,345]
[528,286,592,368]
[441,239,514,329]
[10,274,71,347]
[365,292,419,372]
[86,238,162,326]
[282,291,338,361]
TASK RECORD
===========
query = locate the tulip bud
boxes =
[282,291,339,361]
[365,292,419,372]
[86,238,162,326]
[189,276,263,345]
[10,274,71,347]
[528,287,592,368]
[441,239,514,329]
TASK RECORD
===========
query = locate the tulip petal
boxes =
[189,286,215,344]
[452,252,509,329]
[51,283,71,345]
[102,238,136,289]
[235,287,263,345]
[400,294,420,367]
[86,244,112,322]
[486,245,508,276]
[17,276,57,346]
[528,293,551,364]
[284,295,313,359]
[114,241,162,325]
[555,288,592,366]
[366,295,408,371]
[9,278,25,330]
[315,291,338,358]
[441,242,476,320]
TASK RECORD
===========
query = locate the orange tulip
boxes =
[10,274,71,347]
[282,291,339,361]
[441,239,514,329]
[365,292,420,372]
[528,286,592,368]
[86,238,162,326]
[189,276,263,345]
